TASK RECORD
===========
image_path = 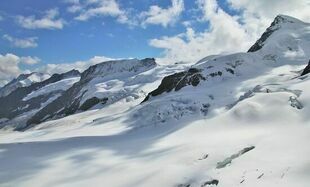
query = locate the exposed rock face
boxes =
[142,68,205,102]
[201,179,219,186]
[301,60,310,76]
[216,146,255,169]
[177,179,219,187]
[248,15,295,52]
[80,97,108,111]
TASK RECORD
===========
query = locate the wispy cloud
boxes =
[0,53,40,86]
[64,0,186,27]
[149,0,251,63]
[65,0,135,25]
[20,56,41,65]
[140,0,184,27]
[3,34,38,48]
[35,55,114,75]
[64,0,82,13]
[16,8,65,30]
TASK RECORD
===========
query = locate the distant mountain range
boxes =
[0,15,309,132]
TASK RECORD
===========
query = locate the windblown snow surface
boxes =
[0,15,310,187]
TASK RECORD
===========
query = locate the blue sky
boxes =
[3,1,182,62]
[0,0,236,64]
[0,0,308,85]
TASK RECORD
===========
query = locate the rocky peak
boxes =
[301,60,310,76]
[273,15,302,25]
[248,14,303,53]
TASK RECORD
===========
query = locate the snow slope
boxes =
[22,77,80,101]
[0,15,309,187]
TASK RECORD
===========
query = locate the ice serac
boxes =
[26,58,157,129]
[0,72,50,98]
[248,15,306,53]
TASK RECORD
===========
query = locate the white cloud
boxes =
[66,0,134,25]
[68,4,83,13]
[150,0,251,63]
[140,0,184,27]
[149,0,310,64]
[65,0,185,27]
[35,55,114,75]
[182,20,192,27]
[227,0,310,37]
[16,8,65,30]
[20,56,41,65]
[65,0,83,13]
[0,53,40,86]
[0,54,113,87]
[0,54,20,86]
[3,34,38,48]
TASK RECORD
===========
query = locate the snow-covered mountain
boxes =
[0,15,310,187]
[139,15,310,126]
[26,58,159,129]
[0,72,50,98]
[0,58,188,130]
[0,70,80,130]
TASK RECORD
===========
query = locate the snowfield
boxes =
[23,77,80,101]
[0,15,310,187]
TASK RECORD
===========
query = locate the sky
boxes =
[0,0,309,86]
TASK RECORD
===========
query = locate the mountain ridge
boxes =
[0,15,309,131]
